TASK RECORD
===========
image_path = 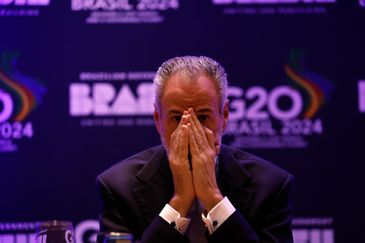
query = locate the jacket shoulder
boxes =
[220,145,294,190]
[222,145,291,174]
[97,145,164,192]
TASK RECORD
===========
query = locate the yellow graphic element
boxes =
[0,70,31,121]
[284,64,322,118]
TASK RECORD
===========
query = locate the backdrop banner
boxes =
[1,1,364,242]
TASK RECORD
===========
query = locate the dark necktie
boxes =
[186,199,208,243]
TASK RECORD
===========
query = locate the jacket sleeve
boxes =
[207,175,295,243]
[96,176,190,243]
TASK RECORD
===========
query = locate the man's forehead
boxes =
[162,91,218,112]
[163,75,217,97]
[158,74,221,112]
[166,73,215,89]
[166,106,214,115]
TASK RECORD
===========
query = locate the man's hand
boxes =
[187,108,224,212]
[168,111,195,217]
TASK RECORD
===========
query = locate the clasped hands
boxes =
[168,108,223,217]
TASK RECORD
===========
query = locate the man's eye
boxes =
[198,115,209,122]
[172,116,182,122]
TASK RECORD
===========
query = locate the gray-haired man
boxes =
[97,56,294,243]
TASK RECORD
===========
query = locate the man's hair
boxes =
[153,56,228,110]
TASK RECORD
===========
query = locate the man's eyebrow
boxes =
[167,109,183,115]
[196,108,213,113]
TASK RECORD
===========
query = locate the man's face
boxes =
[153,74,229,153]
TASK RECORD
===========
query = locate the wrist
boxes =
[169,195,194,217]
[201,192,224,212]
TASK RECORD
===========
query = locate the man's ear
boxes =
[222,99,229,131]
[153,103,161,135]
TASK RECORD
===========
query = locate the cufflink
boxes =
[213,220,218,227]
[170,221,176,227]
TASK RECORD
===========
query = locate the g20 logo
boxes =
[0,89,33,139]
[228,85,303,121]
[0,89,13,123]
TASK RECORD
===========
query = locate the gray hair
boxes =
[153,56,228,110]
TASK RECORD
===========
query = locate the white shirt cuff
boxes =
[159,204,191,234]
[201,196,236,234]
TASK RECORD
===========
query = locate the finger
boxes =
[180,125,189,159]
[176,111,189,131]
[215,144,221,155]
[188,123,199,156]
[170,113,188,157]
[176,125,182,158]
[178,114,189,149]
[177,114,189,147]
[188,124,200,173]
[181,110,189,125]
[171,113,188,142]
[204,127,215,151]
[188,109,208,149]
[189,119,203,148]
[188,108,206,138]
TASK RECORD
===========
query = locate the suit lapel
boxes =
[132,146,173,226]
[218,145,255,216]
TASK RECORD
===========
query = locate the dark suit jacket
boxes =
[97,145,294,243]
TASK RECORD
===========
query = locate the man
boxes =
[97,56,294,242]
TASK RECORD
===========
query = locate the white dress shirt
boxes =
[159,196,236,235]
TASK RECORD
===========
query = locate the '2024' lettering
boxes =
[137,0,179,10]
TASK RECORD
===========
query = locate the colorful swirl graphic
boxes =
[284,50,334,118]
[0,51,46,121]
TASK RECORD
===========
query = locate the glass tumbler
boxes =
[35,220,75,243]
